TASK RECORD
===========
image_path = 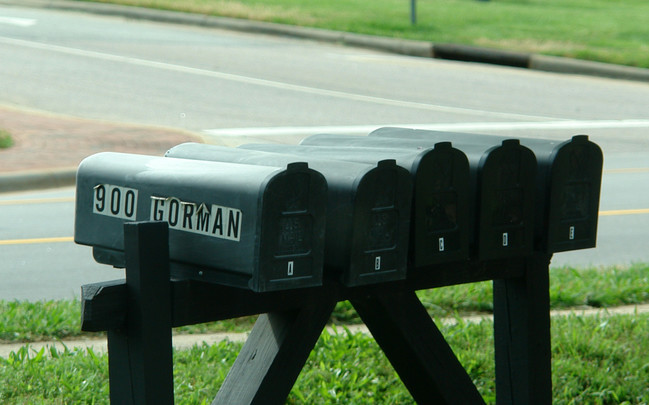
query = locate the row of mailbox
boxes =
[74,128,603,292]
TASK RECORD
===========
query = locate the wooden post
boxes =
[493,254,552,404]
[351,289,485,404]
[212,298,336,405]
[107,222,174,405]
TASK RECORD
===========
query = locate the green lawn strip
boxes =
[338,262,649,323]
[0,129,13,149]
[0,299,256,343]
[1,313,648,403]
[1,263,648,342]
[79,0,649,68]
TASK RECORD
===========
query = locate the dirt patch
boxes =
[0,105,201,173]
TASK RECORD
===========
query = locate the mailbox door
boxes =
[370,128,603,253]
[255,162,327,292]
[546,135,603,252]
[167,144,411,286]
[270,138,472,267]
[367,130,538,259]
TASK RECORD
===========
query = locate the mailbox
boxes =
[166,144,412,287]
[75,152,327,292]
[540,135,602,252]
[249,138,471,268]
[369,128,537,260]
[372,128,603,253]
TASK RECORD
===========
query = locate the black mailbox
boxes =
[454,134,602,253]
[166,144,412,287]
[370,127,537,260]
[250,137,471,268]
[75,152,327,292]
[372,128,602,253]
[540,135,602,252]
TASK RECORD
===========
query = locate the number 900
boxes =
[93,184,138,220]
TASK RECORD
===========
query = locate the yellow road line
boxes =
[0,209,646,246]
[604,167,649,174]
[0,197,75,206]
[0,236,74,245]
[599,208,649,216]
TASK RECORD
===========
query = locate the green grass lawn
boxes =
[0,129,13,149]
[2,263,648,342]
[80,0,649,68]
[1,264,648,402]
[1,313,648,404]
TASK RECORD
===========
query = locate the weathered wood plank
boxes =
[351,289,486,405]
[107,222,174,405]
[212,298,337,405]
[493,253,552,404]
[82,258,525,332]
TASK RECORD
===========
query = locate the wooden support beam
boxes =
[107,222,174,405]
[81,279,127,332]
[351,289,485,404]
[81,259,525,332]
[212,298,337,405]
[493,254,552,405]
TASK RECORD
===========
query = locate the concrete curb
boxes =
[0,167,76,193]
[4,0,649,82]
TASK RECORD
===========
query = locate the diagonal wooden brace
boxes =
[212,297,337,405]
[351,289,485,405]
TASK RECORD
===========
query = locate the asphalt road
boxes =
[0,188,121,300]
[1,5,649,299]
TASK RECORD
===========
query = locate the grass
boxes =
[0,264,648,402]
[1,314,648,403]
[0,129,13,149]
[78,0,649,68]
[2,263,648,343]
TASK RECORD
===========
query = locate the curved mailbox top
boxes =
[263,138,472,267]
[370,127,602,253]
[366,128,538,260]
[166,143,412,287]
[74,152,327,292]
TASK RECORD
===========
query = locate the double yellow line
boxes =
[1,193,648,245]
[0,208,646,246]
[0,236,74,246]
[599,208,649,216]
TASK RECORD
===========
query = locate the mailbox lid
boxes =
[345,159,412,286]
[75,152,327,292]
[546,135,603,252]
[255,161,328,291]
[476,140,537,260]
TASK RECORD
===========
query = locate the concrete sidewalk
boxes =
[0,104,201,192]
[2,303,648,358]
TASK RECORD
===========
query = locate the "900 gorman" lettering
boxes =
[93,184,138,220]
[150,196,242,242]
